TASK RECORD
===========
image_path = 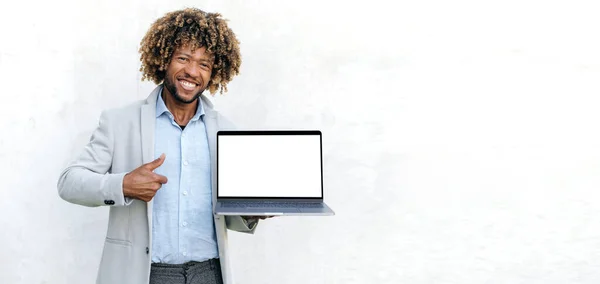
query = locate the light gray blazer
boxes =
[58,85,256,284]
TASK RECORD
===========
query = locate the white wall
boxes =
[1,0,600,283]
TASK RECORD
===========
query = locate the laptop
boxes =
[214,130,335,216]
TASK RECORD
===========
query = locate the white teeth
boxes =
[179,80,196,88]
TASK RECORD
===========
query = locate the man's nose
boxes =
[184,63,200,78]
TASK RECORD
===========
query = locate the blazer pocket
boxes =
[105,237,132,247]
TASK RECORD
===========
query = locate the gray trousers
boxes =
[150,259,223,284]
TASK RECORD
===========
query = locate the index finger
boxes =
[154,173,168,184]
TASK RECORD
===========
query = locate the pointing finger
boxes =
[154,173,168,184]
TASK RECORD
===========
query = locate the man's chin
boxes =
[173,91,201,104]
[164,82,203,104]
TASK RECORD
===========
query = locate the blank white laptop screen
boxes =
[218,134,322,198]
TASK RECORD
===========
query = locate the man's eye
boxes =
[178,57,187,62]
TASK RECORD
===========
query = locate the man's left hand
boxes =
[245,216,276,220]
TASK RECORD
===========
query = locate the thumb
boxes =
[145,153,166,170]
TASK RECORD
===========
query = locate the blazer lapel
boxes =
[202,96,219,205]
[140,104,155,165]
[141,85,161,233]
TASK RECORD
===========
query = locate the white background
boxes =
[218,135,322,198]
[1,0,600,283]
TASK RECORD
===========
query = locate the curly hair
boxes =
[139,8,241,94]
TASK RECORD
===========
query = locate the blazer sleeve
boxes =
[57,110,132,207]
[217,113,260,234]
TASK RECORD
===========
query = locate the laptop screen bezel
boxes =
[216,130,323,200]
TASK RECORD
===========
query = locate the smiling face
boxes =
[163,45,214,104]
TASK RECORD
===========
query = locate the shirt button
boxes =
[182,132,186,137]
[182,252,187,256]
[183,161,189,166]
[182,221,187,227]
[183,191,188,196]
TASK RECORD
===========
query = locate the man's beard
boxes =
[164,76,204,104]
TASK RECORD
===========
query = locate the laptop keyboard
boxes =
[222,201,323,208]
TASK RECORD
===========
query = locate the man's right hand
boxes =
[123,153,168,202]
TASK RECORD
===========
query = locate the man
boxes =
[58,8,265,284]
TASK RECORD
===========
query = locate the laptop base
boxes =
[214,201,335,216]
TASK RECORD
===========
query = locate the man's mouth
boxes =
[178,79,198,91]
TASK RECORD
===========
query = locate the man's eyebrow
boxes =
[174,52,191,57]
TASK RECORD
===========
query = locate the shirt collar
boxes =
[155,86,205,121]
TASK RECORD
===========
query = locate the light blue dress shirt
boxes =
[151,88,218,264]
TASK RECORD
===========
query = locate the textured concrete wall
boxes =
[1,0,600,283]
